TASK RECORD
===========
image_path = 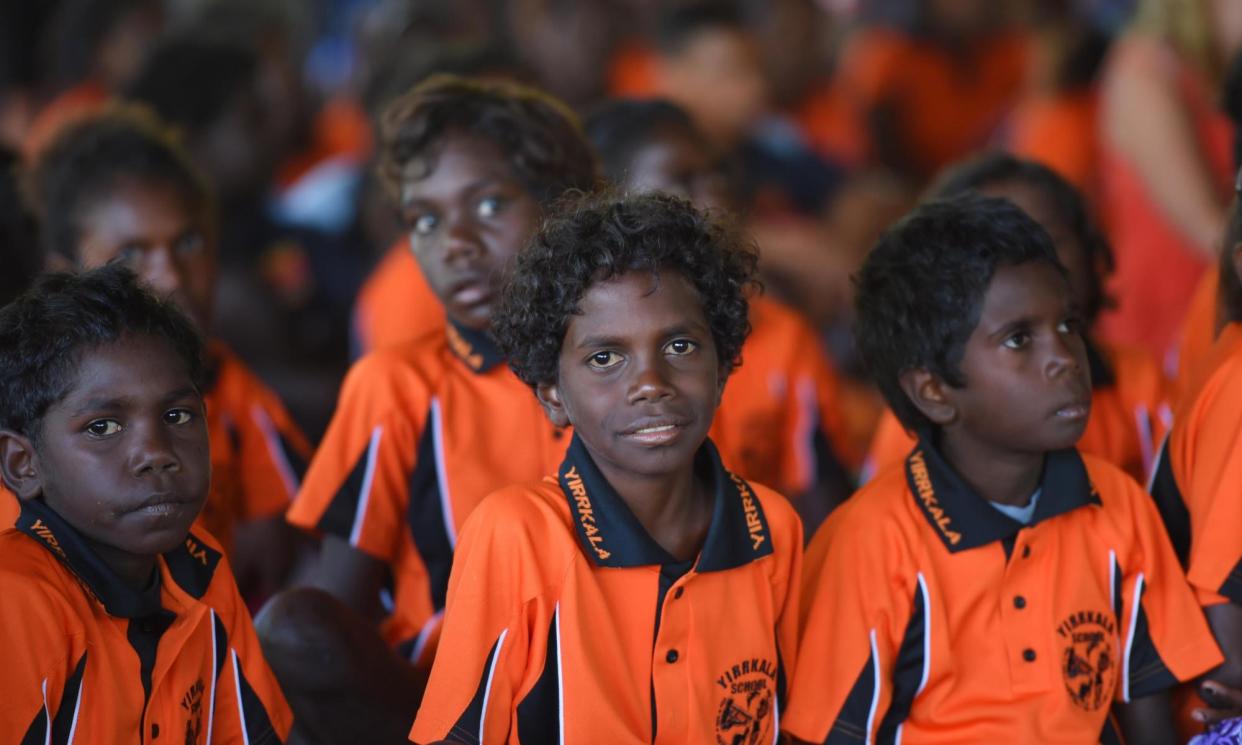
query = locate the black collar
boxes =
[16,498,163,618]
[445,319,505,373]
[556,434,774,572]
[904,437,1100,553]
[1084,337,1115,388]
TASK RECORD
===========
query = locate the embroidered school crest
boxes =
[714,657,777,745]
[1056,610,1118,711]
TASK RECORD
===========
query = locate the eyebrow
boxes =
[573,322,706,350]
[68,386,200,417]
[402,177,518,207]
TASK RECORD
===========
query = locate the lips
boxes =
[126,492,196,516]
[620,417,689,446]
[1052,396,1092,421]
[447,275,492,307]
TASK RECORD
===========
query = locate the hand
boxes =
[1194,680,1242,727]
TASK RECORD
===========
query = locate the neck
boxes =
[596,458,711,562]
[937,429,1044,507]
[86,537,158,593]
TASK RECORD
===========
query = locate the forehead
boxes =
[975,262,1070,327]
[79,178,201,235]
[399,133,521,202]
[568,270,708,339]
[56,334,196,407]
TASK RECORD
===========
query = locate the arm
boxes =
[309,534,388,624]
[1102,36,1228,258]
[1114,691,1179,745]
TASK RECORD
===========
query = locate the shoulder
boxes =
[1080,452,1154,522]
[207,343,294,416]
[809,466,917,560]
[0,529,86,628]
[459,479,577,560]
[335,337,449,419]
[748,480,804,555]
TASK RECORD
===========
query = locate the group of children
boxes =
[2,69,1241,745]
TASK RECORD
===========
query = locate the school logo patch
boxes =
[180,677,205,744]
[1056,610,1118,711]
[714,657,777,745]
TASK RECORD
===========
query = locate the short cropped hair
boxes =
[29,105,210,263]
[929,151,1114,323]
[854,193,1064,432]
[494,191,758,387]
[0,264,205,440]
[585,98,698,185]
[379,73,598,205]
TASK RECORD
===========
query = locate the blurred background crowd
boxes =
[2,0,1237,460]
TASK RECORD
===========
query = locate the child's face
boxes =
[537,270,723,482]
[77,179,218,331]
[982,181,1093,321]
[936,262,1092,455]
[401,133,543,331]
[29,334,209,561]
[660,29,767,146]
[626,127,732,212]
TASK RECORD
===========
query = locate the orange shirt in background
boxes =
[351,240,444,355]
[835,28,1029,179]
[865,340,1170,484]
[1007,89,1100,204]
[22,82,108,159]
[1172,265,1220,411]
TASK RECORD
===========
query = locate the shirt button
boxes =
[1023,648,1037,662]
[673,587,684,599]
[1022,545,1031,559]
[151,723,160,738]
[1014,595,1027,609]
[666,649,679,663]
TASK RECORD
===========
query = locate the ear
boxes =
[897,369,958,427]
[0,430,43,500]
[535,381,571,429]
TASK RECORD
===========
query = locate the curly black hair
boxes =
[854,193,1064,432]
[0,263,205,441]
[29,104,210,264]
[494,191,758,388]
[928,151,1113,324]
[379,73,599,206]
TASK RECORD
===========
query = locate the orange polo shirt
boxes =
[0,498,291,744]
[287,321,568,662]
[202,343,312,554]
[1,485,15,528]
[784,441,1221,744]
[410,434,802,745]
[1172,265,1220,411]
[350,239,443,355]
[865,339,1170,483]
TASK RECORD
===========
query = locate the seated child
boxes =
[866,153,1171,483]
[1150,189,1242,738]
[262,74,598,743]
[411,191,802,744]
[29,106,312,599]
[0,265,290,743]
[585,97,857,526]
[783,194,1221,744]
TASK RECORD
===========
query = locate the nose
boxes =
[442,213,483,264]
[140,245,184,297]
[130,420,182,477]
[627,353,676,404]
[1044,330,1084,381]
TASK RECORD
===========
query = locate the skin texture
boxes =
[901,262,1091,507]
[536,270,723,561]
[0,334,209,590]
[76,177,217,331]
[400,133,543,332]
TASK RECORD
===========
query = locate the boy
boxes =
[866,153,1171,483]
[784,194,1221,744]
[29,106,312,599]
[1149,187,1242,738]
[412,191,802,744]
[585,97,857,526]
[0,265,290,743]
[263,74,598,743]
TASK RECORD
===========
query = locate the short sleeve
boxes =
[1180,379,1242,607]
[410,493,549,745]
[781,497,914,743]
[231,373,313,521]
[207,549,294,742]
[286,353,426,563]
[1113,476,1223,701]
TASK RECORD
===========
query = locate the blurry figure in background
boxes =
[586,97,858,528]
[865,153,1172,485]
[504,0,623,110]
[23,0,163,157]
[831,0,1028,184]
[0,3,59,150]
[1096,0,1242,360]
[1004,0,1112,204]
[1173,49,1242,410]
[0,145,41,528]
[28,106,312,604]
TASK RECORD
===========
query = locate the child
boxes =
[783,194,1220,744]
[411,191,802,744]
[866,153,1170,483]
[585,97,857,526]
[1149,190,1242,738]
[29,106,312,600]
[263,74,597,743]
[0,265,290,742]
